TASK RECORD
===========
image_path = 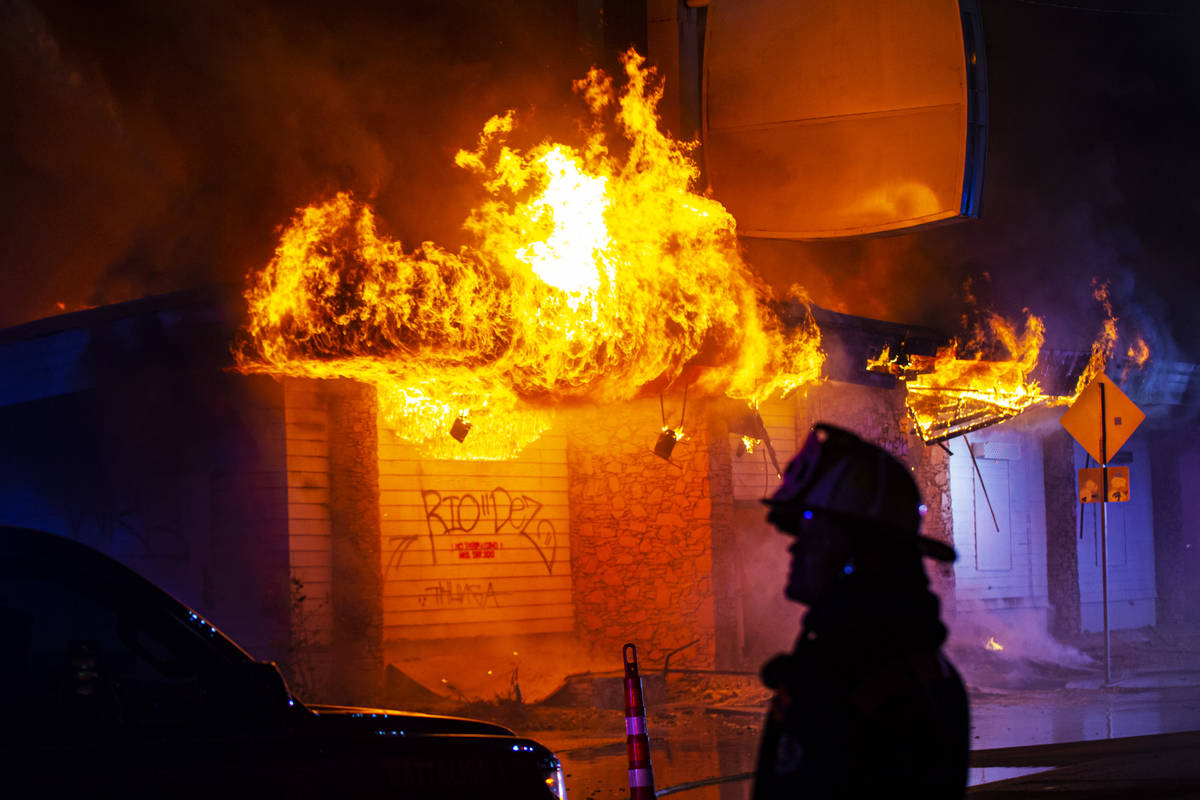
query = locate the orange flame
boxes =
[871,282,1129,443]
[237,51,822,459]
[1121,335,1151,384]
[985,635,1004,652]
[1127,337,1150,367]
[1073,280,1118,397]
[870,310,1060,441]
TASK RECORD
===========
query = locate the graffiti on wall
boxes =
[418,579,500,608]
[384,486,558,580]
[421,487,557,573]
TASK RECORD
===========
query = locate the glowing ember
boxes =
[985,636,1004,652]
[237,51,823,459]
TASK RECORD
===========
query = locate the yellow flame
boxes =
[985,635,1004,652]
[870,310,1060,441]
[237,50,822,459]
[1073,280,1118,397]
[870,283,1126,442]
[865,345,894,374]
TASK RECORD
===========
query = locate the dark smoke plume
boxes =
[3,0,1198,366]
[0,0,586,327]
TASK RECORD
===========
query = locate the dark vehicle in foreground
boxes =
[0,526,566,798]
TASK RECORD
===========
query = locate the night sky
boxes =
[2,0,1197,362]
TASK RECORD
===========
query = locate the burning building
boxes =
[4,0,1199,707]
[4,278,1193,704]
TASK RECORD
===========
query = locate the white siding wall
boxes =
[378,423,573,640]
[949,431,1050,614]
[1076,439,1157,631]
[731,397,799,501]
[283,379,334,653]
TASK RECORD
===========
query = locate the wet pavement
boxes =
[535,673,1200,799]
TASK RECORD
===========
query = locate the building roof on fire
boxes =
[0,289,1194,413]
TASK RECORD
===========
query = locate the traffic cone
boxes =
[623,643,655,800]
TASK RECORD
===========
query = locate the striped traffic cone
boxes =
[623,643,656,800]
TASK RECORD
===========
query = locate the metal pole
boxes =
[1099,382,1111,685]
[964,435,1001,533]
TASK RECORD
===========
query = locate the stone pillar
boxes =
[905,422,956,619]
[1042,429,1081,638]
[565,398,716,668]
[326,379,383,705]
[706,410,740,670]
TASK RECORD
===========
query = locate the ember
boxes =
[237,51,822,459]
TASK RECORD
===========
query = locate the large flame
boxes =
[237,51,822,459]
[873,310,1057,442]
[868,283,1141,443]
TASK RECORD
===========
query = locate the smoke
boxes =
[3,0,1196,359]
[0,0,588,328]
[948,607,1093,672]
[743,0,1200,365]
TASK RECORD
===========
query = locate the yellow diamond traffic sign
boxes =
[1060,373,1144,464]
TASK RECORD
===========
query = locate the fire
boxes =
[1073,279,1118,397]
[1121,335,1151,383]
[870,310,1062,442]
[870,281,1144,444]
[237,51,822,459]
[985,636,1004,652]
[1127,337,1150,367]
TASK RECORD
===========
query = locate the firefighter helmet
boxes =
[762,423,956,562]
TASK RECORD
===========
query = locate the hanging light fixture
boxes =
[653,383,687,466]
[450,416,472,442]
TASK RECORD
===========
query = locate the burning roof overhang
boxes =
[779,302,1196,444]
[781,302,948,388]
[875,344,1192,445]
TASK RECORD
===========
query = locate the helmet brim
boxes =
[761,497,957,562]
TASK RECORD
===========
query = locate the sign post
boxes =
[1060,373,1144,685]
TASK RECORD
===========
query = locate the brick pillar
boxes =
[1042,429,1081,638]
[326,379,383,704]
